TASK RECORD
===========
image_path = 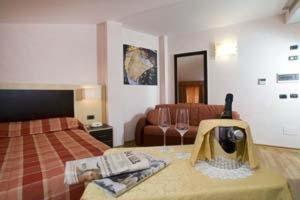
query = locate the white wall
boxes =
[0,24,97,84]
[97,21,123,146]
[159,35,170,104]
[98,22,160,146]
[122,28,160,142]
[168,15,300,148]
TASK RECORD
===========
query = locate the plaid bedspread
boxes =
[0,118,110,200]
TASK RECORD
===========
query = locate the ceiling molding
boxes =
[0,0,289,35]
[285,0,300,23]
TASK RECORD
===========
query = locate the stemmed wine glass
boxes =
[158,107,171,152]
[175,108,190,159]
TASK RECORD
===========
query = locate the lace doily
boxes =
[194,157,253,180]
[175,152,191,159]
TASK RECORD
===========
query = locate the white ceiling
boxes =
[0,0,288,35]
[286,0,300,23]
[0,0,182,24]
[121,0,288,35]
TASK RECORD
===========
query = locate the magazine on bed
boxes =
[93,154,170,197]
[64,151,151,185]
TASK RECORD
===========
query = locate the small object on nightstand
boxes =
[87,115,95,120]
[86,124,113,147]
[91,121,103,128]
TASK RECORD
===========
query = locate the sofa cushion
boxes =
[144,125,198,138]
[155,104,190,125]
[146,109,159,125]
[138,104,241,146]
[148,104,226,126]
[143,125,198,146]
[194,105,224,125]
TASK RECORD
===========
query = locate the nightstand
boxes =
[86,124,113,147]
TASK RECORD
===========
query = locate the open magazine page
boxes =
[98,151,150,178]
[93,154,171,197]
[65,156,101,185]
[64,151,151,185]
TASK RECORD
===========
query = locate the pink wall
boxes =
[0,24,97,84]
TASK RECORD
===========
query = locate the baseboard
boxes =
[255,142,300,150]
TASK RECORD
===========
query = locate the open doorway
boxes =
[174,51,208,104]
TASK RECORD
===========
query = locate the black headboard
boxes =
[0,89,74,122]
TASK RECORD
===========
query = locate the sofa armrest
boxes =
[135,116,147,146]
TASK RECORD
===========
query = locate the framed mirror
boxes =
[174,51,207,104]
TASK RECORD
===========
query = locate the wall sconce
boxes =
[215,40,238,58]
[77,87,101,100]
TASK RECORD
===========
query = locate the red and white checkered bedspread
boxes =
[0,118,110,200]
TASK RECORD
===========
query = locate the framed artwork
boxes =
[123,44,157,85]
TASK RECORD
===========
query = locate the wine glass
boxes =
[158,107,171,152]
[175,108,190,159]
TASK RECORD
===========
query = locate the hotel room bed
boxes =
[0,117,110,200]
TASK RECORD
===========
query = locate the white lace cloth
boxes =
[195,157,253,180]
[176,152,191,159]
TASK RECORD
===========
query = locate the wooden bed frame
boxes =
[0,89,74,122]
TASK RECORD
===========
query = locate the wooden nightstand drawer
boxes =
[90,131,112,141]
[86,124,113,147]
[101,140,113,147]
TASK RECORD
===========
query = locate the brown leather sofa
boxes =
[135,104,240,146]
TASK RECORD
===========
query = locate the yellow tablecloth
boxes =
[81,145,293,200]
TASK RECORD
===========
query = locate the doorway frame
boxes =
[174,50,208,104]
